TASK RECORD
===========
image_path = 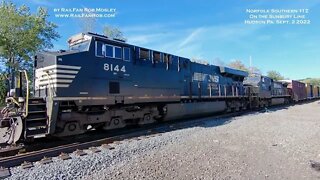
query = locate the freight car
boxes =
[305,84,320,99]
[0,32,250,144]
[279,80,307,102]
[313,86,320,98]
[305,83,314,99]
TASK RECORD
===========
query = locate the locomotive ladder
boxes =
[24,97,48,138]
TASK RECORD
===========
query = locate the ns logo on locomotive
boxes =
[0,32,316,145]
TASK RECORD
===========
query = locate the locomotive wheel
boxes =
[138,114,156,125]
[0,117,23,145]
[103,117,125,130]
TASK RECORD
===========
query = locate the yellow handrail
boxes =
[7,97,20,107]
[23,70,29,118]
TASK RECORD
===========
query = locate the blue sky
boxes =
[13,0,320,79]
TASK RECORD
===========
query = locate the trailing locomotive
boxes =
[243,74,291,107]
[0,32,318,144]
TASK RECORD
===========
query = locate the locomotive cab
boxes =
[243,74,272,98]
[243,74,273,108]
[34,33,92,98]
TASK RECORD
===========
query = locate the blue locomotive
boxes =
[243,74,291,107]
[0,32,293,144]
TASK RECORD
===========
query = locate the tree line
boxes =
[226,59,320,86]
[0,1,59,104]
[226,59,285,81]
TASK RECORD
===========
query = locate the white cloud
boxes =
[178,28,204,48]
[123,22,264,61]
[126,33,173,46]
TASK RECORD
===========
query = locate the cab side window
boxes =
[95,41,130,62]
[114,46,122,59]
[123,47,130,61]
[104,44,122,59]
[95,41,104,57]
[105,44,113,58]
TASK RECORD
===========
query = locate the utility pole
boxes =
[249,56,252,74]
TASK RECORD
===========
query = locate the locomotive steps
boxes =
[25,98,48,138]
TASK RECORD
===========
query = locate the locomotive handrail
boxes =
[7,97,20,107]
[44,72,55,100]
[22,70,29,118]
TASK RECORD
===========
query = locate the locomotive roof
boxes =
[69,32,248,77]
[219,66,248,77]
[83,32,130,45]
[82,32,191,59]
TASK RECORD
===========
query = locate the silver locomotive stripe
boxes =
[37,79,73,85]
[36,69,79,75]
[35,64,82,89]
[35,64,81,72]
[38,84,70,89]
[39,74,76,79]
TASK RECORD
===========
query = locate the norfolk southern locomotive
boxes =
[0,32,317,144]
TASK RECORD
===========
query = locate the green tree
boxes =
[309,78,320,86]
[267,70,284,81]
[0,1,59,98]
[228,59,261,75]
[301,78,320,86]
[0,73,8,105]
[103,25,127,41]
[228,60,248,72]
[212,57,225,66]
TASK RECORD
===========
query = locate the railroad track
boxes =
[0,102,304,178]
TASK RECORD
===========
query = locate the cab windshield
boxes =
[69,41,90,52]
[244,76,261,85]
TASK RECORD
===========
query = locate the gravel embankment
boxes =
[5,101,320,180]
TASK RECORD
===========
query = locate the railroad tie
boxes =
[112,141,122,145]
[101,144,114,150]
[59,153,71,160]
[89,147,101,153]
[74,149,87,156]
[40,157,53,165]
[21,161,34,169]
[131,137,141,141]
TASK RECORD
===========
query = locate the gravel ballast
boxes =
[5,101,320,180]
